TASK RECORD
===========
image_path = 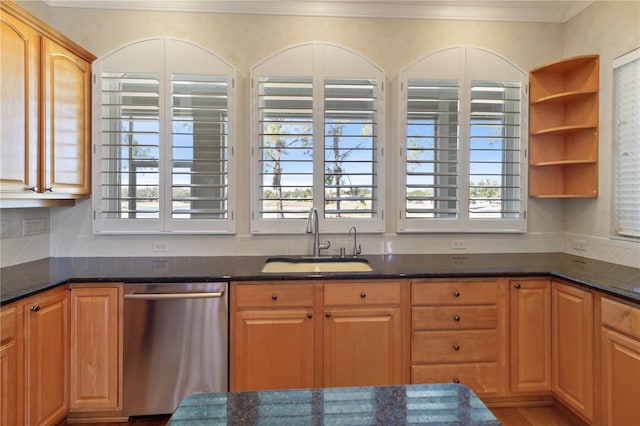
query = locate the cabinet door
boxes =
[42,38,91,195]
[552,282,593,421]
[231,309,315,391]
[324,307,401,387]
[0,306,23,426]
[70,286,122,413]
[509,280,551,393]
[0,12,39,193]
[24,287,69,426]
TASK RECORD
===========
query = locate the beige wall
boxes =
[3,1,637,267]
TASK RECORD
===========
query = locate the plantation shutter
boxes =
[613,49,640,238]
[324,78,378,219]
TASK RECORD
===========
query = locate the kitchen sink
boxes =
[261,256,372,273]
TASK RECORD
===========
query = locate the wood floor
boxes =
[64,404,585,425]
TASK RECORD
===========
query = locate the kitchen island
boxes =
[168,383,500,425]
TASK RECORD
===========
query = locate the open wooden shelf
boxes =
[528,55,599,199]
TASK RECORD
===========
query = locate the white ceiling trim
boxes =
[42,0,595,23]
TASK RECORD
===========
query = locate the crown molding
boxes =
[42,1,595,23]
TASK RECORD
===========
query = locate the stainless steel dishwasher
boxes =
[123,282,228,417]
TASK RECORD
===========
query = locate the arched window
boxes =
[251,43,384,234]
[398,46,527,233]
[92,38,235,234]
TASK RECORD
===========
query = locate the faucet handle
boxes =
[354,244,362,257]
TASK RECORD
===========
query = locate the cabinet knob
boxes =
[453,291,460,297]
[307,313,313,319]
[31,304,40,312]
[45,187,53,192]
[453,344,460,351]
[360,292,367,299]
[28,186,37,192]
[325,312,332,318]
[514,282,521,289]
[453,377,460,384]
[271,294,278,301]
[453,315,461,322]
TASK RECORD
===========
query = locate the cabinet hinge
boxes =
[524,210,527,220]
[381,81,384,92]
[524,148,527,159]
[232,78,235,89]
[400,81,404,91]
[93,210,96,220]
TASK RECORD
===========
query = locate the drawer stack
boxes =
[411,280,500,396]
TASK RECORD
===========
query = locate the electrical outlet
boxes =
[452,240,466,250]
[153,241,169,252]
[571,239,587,251]
[22,218,46,236]
[0,220,11,239]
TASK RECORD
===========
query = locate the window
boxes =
[613,48,640,239]
[398,47,527,233]
[251,43,384,234]
[93,38,235,233]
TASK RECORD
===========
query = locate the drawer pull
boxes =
[453,291,460,297]
[325,312,332,318]
[514,282,521,289]
[31,304,40,312]
[453,344,460,351]
[271,294,278,301]
[360,292,367,299]
[453,377,460,384]
[453,315,461,322]
[307,313,313,319]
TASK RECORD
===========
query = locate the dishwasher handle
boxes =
[124,291,224,300]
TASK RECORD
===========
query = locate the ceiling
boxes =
[42,0,596,23]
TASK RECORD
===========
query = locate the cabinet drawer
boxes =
[324,282,401,306]
[601,297,640,339]
[234,284,314,308]
[412,330,498,364]
[412,306,497,330]
[413,281,498,305]
[412,363,498,395]
[1,306,17,344]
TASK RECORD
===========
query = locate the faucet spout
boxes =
[349,226,362,257]
[306,207,330,257]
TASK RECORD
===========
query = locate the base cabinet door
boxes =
[600,297,640,426]
[509,279,551,394]
[552,281,593,422]
[23,287,69,426]
[69,285,123,417]
[324,307,401,387]
[232,309,315,391]
[0,306,23,426]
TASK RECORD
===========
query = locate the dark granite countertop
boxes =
[168,383,499,425]
[1,253,639,305]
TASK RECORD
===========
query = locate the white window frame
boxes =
[92,38,236,234]
[398,46,528,233]
[250,43,385,234]
[612,47,640,240]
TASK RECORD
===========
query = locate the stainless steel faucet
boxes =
[306,207,330,257]
[349,226,362,257]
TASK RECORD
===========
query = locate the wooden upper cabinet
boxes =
[0,1,95,203]
[42,38,92,195]
[528,55,599,198]
[0,11,39,193]
[509,279,552,394]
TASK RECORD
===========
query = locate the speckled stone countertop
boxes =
[168,383,499,425]
[1,253,639,305]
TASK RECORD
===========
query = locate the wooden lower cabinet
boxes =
[232,309,315,391]
[0,305,23,426]
[599,296,640,426]
[68,284,124,421]
[230,280,407,391]
[23,286,69,426]
[324,307,401,387]
[552,281,593,422]
[509,279,552,394]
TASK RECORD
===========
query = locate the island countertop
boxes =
[168,383,500,425]
[1,253,639,305]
